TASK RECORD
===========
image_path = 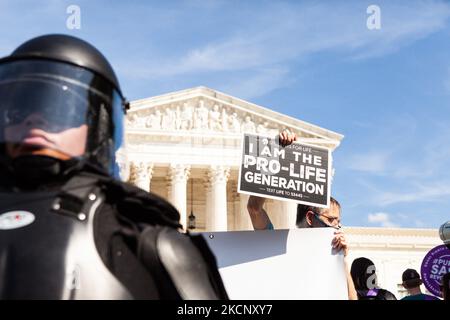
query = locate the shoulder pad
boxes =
[156,228,221,299]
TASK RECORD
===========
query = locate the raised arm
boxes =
[246,129,297,230]
[247,195,273,230]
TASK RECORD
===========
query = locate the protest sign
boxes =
[201,228,348,300]
[421,244,450,297]
[238,133,331,207]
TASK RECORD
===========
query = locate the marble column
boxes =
[130,162,154,192]
[280,201,298,229]
[207,165,230,231]
[204,175,213,231]
[168,164,191,229]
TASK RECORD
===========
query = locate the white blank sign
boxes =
[201,228,348,300]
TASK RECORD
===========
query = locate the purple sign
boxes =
[421,244,450,297]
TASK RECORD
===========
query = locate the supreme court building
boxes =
[120,86,343,232]
[118,86,442,298]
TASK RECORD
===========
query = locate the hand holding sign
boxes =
[279,128,297,147]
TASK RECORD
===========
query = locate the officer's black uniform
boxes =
[0,35,228,300]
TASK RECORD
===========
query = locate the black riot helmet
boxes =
[0,34,128,178]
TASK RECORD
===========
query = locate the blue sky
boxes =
[1,0,449,229]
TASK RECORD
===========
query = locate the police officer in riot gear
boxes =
[0,34,228,300]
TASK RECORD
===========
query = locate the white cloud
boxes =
[2,1,449,100]
[168,1,450,74]
[388,122,450,179]
[346,152,389,174]
[350,1,450,59]
[118,1,450,98]
[368,212,399,228]
[344,117,450,211]
[217,67,291,100]
[376,181,450,206]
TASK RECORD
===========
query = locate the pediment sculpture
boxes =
[126,98,284,136]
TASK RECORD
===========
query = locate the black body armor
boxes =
[0,171,228,300]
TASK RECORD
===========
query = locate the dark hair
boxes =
[403,279,422,289]
[350,257,377,291]
[402,268,422,289]
[296,196,341,228]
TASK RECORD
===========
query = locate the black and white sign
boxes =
[238,133,331,207]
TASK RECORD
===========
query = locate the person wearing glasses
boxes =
[246,129,357,300]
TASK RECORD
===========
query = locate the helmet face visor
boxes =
[0,60,125,175]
